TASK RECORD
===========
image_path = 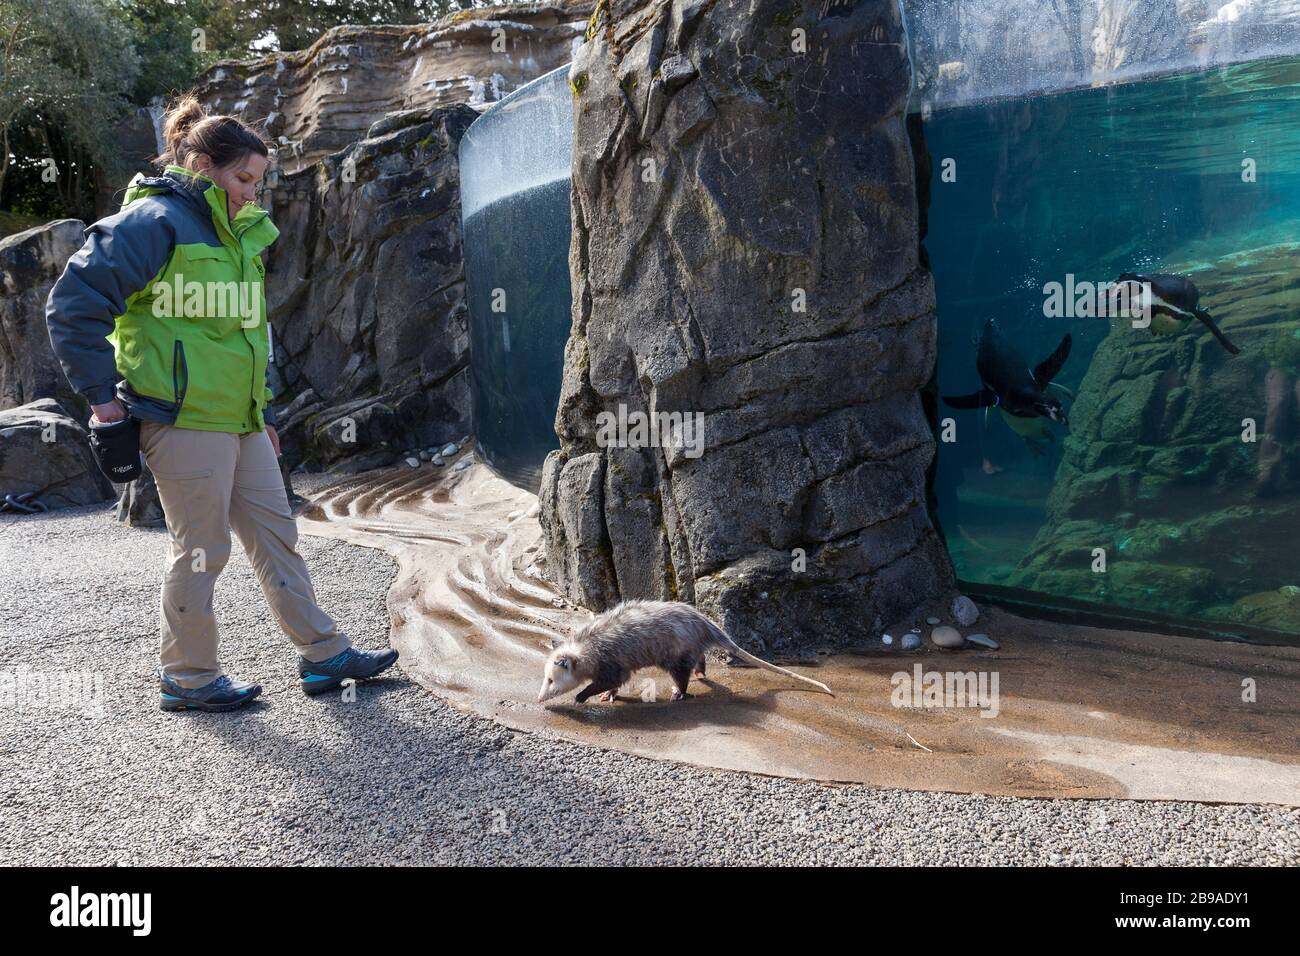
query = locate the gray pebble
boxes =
[952,595,979,627]
[930,625,963,648]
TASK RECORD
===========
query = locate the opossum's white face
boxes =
[538,647,582,702]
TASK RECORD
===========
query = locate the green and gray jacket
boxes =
[46,164,281,432]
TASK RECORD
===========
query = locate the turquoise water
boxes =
[460,67,572,492]
[462,176,569,490]
[926,55,1300,637]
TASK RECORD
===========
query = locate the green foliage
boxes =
[0,0,141,217]
[0,0,514,219]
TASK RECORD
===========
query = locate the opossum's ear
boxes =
[546,637,563,650]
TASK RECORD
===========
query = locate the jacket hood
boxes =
[122,164,279,254]
[122,167,212,217]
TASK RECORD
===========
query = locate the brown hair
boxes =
[158,93,269,172]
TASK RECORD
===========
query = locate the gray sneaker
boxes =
[160,674,262,712]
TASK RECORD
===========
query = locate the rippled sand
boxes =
[297,450,1300,805]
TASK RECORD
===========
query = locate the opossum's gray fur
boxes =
[538,599,833,703]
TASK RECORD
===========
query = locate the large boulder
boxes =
[193,1,594,175]
[261,105,477,471]
[0,220,88,419]
[0,399,113,509]
[538,0,952,654]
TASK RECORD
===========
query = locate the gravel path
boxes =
[1,504,1296,866]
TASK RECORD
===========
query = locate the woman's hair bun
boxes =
[156,92,269,171]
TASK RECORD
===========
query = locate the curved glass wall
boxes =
[460,65,573,492]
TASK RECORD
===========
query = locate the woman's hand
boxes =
[90,399,127,424]
[266,425,281,457]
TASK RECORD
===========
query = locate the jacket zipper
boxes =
[172,339,189,412]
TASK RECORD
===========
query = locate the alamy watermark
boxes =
[1042,274,1151,326]
[0,668,105,716]
[890,664,999,719]
[594,403,705,458]
[151,274,263,328]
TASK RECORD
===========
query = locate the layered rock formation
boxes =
[195,1,593,174]
[0,399,113,508]
[539,0,952,654]
[1008,240,1300,628]
[261,105,478,471]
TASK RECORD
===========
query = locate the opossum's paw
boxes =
[598,690,617,702]
[671,688,690,701]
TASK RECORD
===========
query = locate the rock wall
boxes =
[0,220,90,420]
[262,105,478,472]
[539,0,953,654]
[195,1,594,175]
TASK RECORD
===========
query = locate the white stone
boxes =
[404,457,420,468]
[440,443,458,457]
[964,633,999,649]
[930,625,963,648]
[901,634,922,651]
[881,634,894,645]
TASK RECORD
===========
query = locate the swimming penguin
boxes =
[1110,272,1240,355]
[942,319,1072,428]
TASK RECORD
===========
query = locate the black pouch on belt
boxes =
[88,416,142,484]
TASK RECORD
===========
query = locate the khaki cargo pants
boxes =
[140,422,352,688]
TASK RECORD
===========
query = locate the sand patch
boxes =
[298,455,1300,805]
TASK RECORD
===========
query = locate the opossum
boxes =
[537,599,834,703]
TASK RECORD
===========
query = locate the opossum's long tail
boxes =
[708,624,835,697]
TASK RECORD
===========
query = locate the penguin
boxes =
[942,319,1072,428]
[1110,272,1240,355]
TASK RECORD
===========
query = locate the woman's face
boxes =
[193,152,269,221]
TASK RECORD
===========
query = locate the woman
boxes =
[46,95,398,712]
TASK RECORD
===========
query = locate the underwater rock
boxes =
[930,626,964,648]
[881,634,894,645]
[926,616,941,625]
[952,595,979,626]
[1229,586,1300,630]
[538,0,952,653]
[965,633,999,649]
[901,634,922,651]
[440,443,459,458]
[1008,241,1300,625]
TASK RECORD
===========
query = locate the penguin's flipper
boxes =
[1047,381,1076,402]
[942,388,997,409]
[1033,333,1072,386]
[1193,308,1242,355]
